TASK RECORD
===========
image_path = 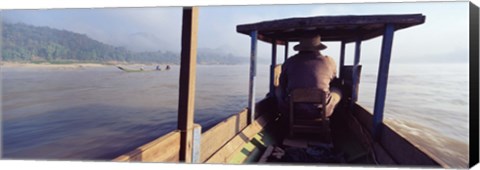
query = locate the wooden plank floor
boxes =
[245,105,375,165]
[329,106,375,165]
[226,95,375,165]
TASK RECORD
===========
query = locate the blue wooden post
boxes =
[339,41,346,79]
[269,40,277,97]
[373,24,395,140]
[284,42,289,62]
[248,31,258,124]
[354,39,361,65]
[352,39,362,103]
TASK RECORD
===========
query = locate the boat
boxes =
[116,66,161,72]
[112,7,452,168]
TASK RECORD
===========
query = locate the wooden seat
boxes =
[289,88,331,142]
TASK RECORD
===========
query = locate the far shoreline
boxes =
[0,62,179,70]
[0,62,255,70]
[1,62,106,69]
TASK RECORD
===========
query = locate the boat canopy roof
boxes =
[236,14,425,44]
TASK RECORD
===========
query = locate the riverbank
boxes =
[1,62,108,69]
[0,62,174,70]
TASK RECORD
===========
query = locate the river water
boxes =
[1,63,469,167]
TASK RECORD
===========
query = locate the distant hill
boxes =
[1,22,248,64]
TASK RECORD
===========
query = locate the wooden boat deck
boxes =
[113,95,441,167]
[330,106,375,164]
[227,102,375,165]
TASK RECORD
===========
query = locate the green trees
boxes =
[3,23,139,63]
[2,22,247,64]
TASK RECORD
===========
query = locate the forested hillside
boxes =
[2,22,248,64]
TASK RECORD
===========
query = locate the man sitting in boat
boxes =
[278,35,342,118]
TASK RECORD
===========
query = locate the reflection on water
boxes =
[384,118,468,167]
[358,63,469,167]
[2,63,468,167]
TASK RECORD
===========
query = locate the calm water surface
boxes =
[358,63,469,167]
[1,63,469,167]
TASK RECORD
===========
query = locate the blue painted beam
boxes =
[248,31,258,125]
[284,42,289,62]
[339,41,346,79]
[373,24,395,140]
[269,40,277,97]
[352,39,362,102]
[354,39,362,65]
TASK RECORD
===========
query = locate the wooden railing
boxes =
[113,98,276,163]
[200,109,248,162]
[113,130,181,162]
[203,111,270,163]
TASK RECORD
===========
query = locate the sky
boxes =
[1,1,470,64]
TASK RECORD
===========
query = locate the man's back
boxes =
[281,51,337,94]
[276,35,341,118]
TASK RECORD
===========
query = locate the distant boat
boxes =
[116,66,160,72]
